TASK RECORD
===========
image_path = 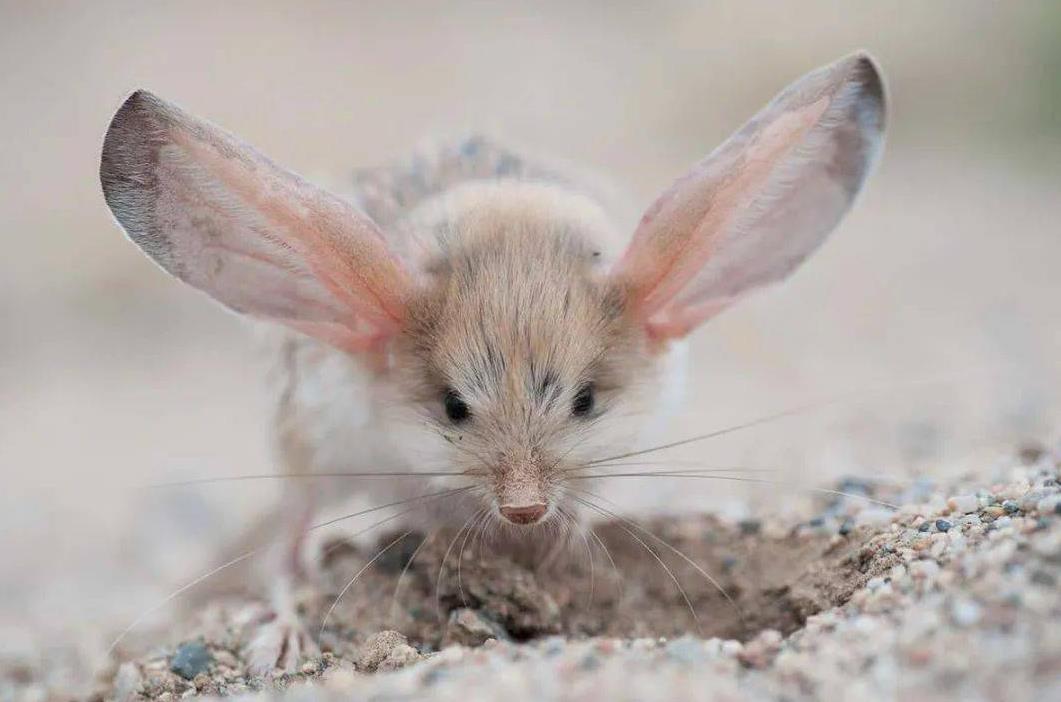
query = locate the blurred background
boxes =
[1,0,1059,672]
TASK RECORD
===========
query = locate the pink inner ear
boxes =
[177,133,411,336]
[618,97,828,323]
[644,297,734,342]
[102,90,417,356]
[611,54,886,345]
[288,320,391,354]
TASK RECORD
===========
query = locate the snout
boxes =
[499,502,548,525]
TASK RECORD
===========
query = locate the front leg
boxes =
[241,487,321,674]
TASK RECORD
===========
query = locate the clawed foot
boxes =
[242,607,319,675]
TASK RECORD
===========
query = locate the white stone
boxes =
[950,598,982,627]
[721,640,743,657]
[947,495,979,514]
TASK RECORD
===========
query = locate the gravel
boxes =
[444,609,509,647]
[3,446,1059,702]
[170,641,213,680]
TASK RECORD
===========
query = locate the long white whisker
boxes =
[587,370,990,466]
[106,485,472,654]
[571,472,898,509]
[389,529,439,627]
[457,509,489,608]
[321,529,414,636]
[573,495,702,635]
[575,460,780,474]
[148,471,479,489]
[588,524,623,600]
[558,506,595,607]
[586,406,816,466]
[569,487,742,624]
[435,510,482,623]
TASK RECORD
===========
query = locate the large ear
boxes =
[100,91,412,353]
[613,52,886,341]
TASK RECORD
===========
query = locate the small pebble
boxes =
[445,608,509,647]
[738,519,761,535]
[1020,489,1049,511]
[992,516,1013,530]
[170,641,213,681]
[947,495,979,514]
[935,519,952,533]
[910,560,941,579]
[1030,570,1057,587]
[720,640,743,657]
[1036,495,1061,515]
[378,644,422,672]
[541,637,566,657]
[579,653,601,671]
[981,506,1005,521]
[358,631,419,673]
[112,662,141,702]
[665,636,707,664]
[839,519,854,536]
[950,598,982,627]
[1002,500,1020,514]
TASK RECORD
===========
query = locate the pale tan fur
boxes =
[99,52,885,670]
[268,177,661,530]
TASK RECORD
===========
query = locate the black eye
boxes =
[572,383,595,417]
[443,389,470,423]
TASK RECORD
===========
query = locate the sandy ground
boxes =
[5,443,1059,701]
[2,3,1061,702]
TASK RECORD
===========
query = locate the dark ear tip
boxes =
[106,89,166,136]
[100,89,167,181]
[846,51,886,105]
[120,88,155,108]
[100,89,171,230]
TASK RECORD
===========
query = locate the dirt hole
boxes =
[310,514,888,653]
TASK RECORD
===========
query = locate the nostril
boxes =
[499,503,547,525]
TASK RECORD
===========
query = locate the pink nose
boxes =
[499,503,548,525]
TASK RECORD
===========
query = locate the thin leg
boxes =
[242,487,320,674]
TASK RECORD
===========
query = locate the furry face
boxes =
[388,183,657,527]
[99,53,883,535]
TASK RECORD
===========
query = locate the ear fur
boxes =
[100,90,411,353]
[613,52,886,340]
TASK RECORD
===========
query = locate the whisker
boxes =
[320,529,414,636]
[437,429,495,471]
[558,506,595,607]
[569,488,742,624]
[571,472,899,509]
[468,507,493,559]
[566,460,781,477]
[587,522,624,600]
[586,371,988,467]
[572,495,702,635]
[586,405,817,466]
[580,460,914,488]
[147,470,482,489]
[106,485,472,654]
[435,510,482,623]
[545,439,589,476]
[457,509,489,608]
[388,529,439,627]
